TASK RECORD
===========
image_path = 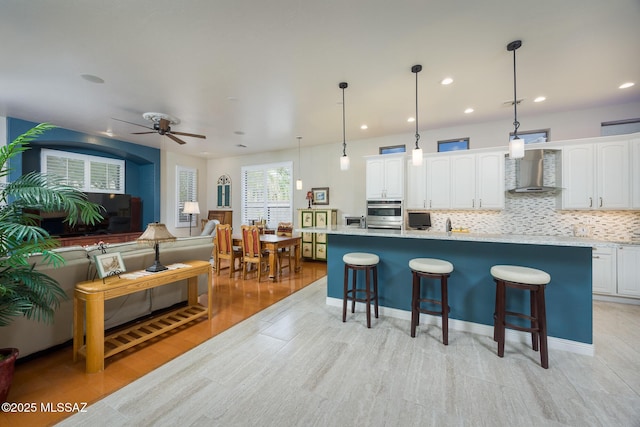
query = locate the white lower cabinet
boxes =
[592,247,616,295]
[617,245,640,297]
[593,245,640,299]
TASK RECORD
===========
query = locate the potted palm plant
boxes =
[0,123,103,402]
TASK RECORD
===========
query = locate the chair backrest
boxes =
[215,224,234,256]
[277,222,293,237]
[241,225,262,258]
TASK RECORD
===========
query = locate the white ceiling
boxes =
[1,0,639,158]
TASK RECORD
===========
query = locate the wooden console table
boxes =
[73,260,212,373]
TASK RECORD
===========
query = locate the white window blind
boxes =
[41,149,124,193]
[176,165,198,227]
[241,162,292,229]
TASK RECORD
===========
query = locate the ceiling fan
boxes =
[113,112,206,145]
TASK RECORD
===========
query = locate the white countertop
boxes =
[295,226,637,248]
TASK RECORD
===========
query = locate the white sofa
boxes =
[0,235,214,359]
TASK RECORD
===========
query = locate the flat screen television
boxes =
[408,212,431,230]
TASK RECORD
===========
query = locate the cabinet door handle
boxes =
[479,199,482,208]
[472,199,475,208]
[592,256,600,259]
[429,200,432,208]
[589,197,593,207]
[599,197,603,207]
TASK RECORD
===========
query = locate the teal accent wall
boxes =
[327,234,593,344]
[7,117,161,228]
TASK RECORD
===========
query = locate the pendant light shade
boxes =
[295,136,303,190]
[411,65,423,166]
[507,40,525,160]
[339,82,350,171]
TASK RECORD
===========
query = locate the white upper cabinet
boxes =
[366,155,405,200]
[632,138,640,209]
[562,141,630,210]
[405,158,426,209]
[426,156,451,209]
[450,151,505,210]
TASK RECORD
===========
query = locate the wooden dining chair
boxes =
[276,222,293,275]
[240,225,269,281]
[214,223,242,277]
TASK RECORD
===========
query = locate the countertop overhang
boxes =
[296,226,633,248]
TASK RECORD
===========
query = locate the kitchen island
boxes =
[301,226,611,355]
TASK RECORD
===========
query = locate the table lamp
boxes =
[183,201,200,236]
[137,222,176,272]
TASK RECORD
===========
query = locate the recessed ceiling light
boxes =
[407,117,415,123]
[464,108,474,114]
[619,82,635,89]
[441,77,453,85]
[534,96,546,103]
[81,74,104,84]
[360,124,368,130]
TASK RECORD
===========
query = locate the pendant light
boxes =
[339,82,350,171]
[411,65,423,166]
[295,136,303,190]
[507,40,525,159]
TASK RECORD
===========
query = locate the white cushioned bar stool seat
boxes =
[342,252,380,328]
[409,258,454,345]
[491,264,551,369]
[343,252,379,266]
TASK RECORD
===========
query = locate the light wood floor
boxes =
[1,260,327,427]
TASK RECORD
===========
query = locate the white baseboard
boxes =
[327,297,594,357]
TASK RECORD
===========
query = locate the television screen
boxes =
[408,212,431,230]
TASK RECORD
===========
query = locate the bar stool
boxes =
[409,258,454,345]
[342,252,379,328]
[491,265,551,369]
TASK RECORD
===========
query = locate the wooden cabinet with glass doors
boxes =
[298,209,337,261]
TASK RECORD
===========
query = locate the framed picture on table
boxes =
[94,252,126,279]
[312,187,329,205]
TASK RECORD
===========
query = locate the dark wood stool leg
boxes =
[342,264,349,322]
[365,266,372,328]
[411,272,419,337]
[538,285,549,369]
[496,280,506,358]
[372,265,379,319]
[441,275,449,345]
[351,266,357,314]
[530,289,539,351]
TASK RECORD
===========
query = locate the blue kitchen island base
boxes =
[326,233,593,355]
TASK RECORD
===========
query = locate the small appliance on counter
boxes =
[407,211,431,230]
[345,216,366,228]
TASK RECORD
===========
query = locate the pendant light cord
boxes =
[414,69,420,149]
[341,85,347,156]
[512,45,520,138]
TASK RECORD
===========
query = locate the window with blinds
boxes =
[241,162,292,229]
[41,149,124,193]
[176,165,198,227]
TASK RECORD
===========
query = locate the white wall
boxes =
[204,102,640,228]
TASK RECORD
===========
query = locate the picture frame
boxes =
[94,252,126,279]
[312,187,329,205]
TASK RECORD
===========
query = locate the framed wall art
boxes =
[312,187,329,205]
[94,252,126,279]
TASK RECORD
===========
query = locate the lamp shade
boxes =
[183,201,200,215]
[296,179,303,190]
[137,223,176,245]
[340,155,350,171]
[412,148,423,166]
[509,137,525,159]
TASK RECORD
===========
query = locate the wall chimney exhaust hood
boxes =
[509,149,559,193]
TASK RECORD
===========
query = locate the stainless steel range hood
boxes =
[509,149,558,193]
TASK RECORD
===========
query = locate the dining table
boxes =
[233,233,302,281]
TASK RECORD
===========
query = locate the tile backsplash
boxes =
[427,152,640,242]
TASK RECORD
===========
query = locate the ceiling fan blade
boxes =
[111,117,154,130]
[131,131,157,135]
[171,131,206,139]
[167,133,187,145]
